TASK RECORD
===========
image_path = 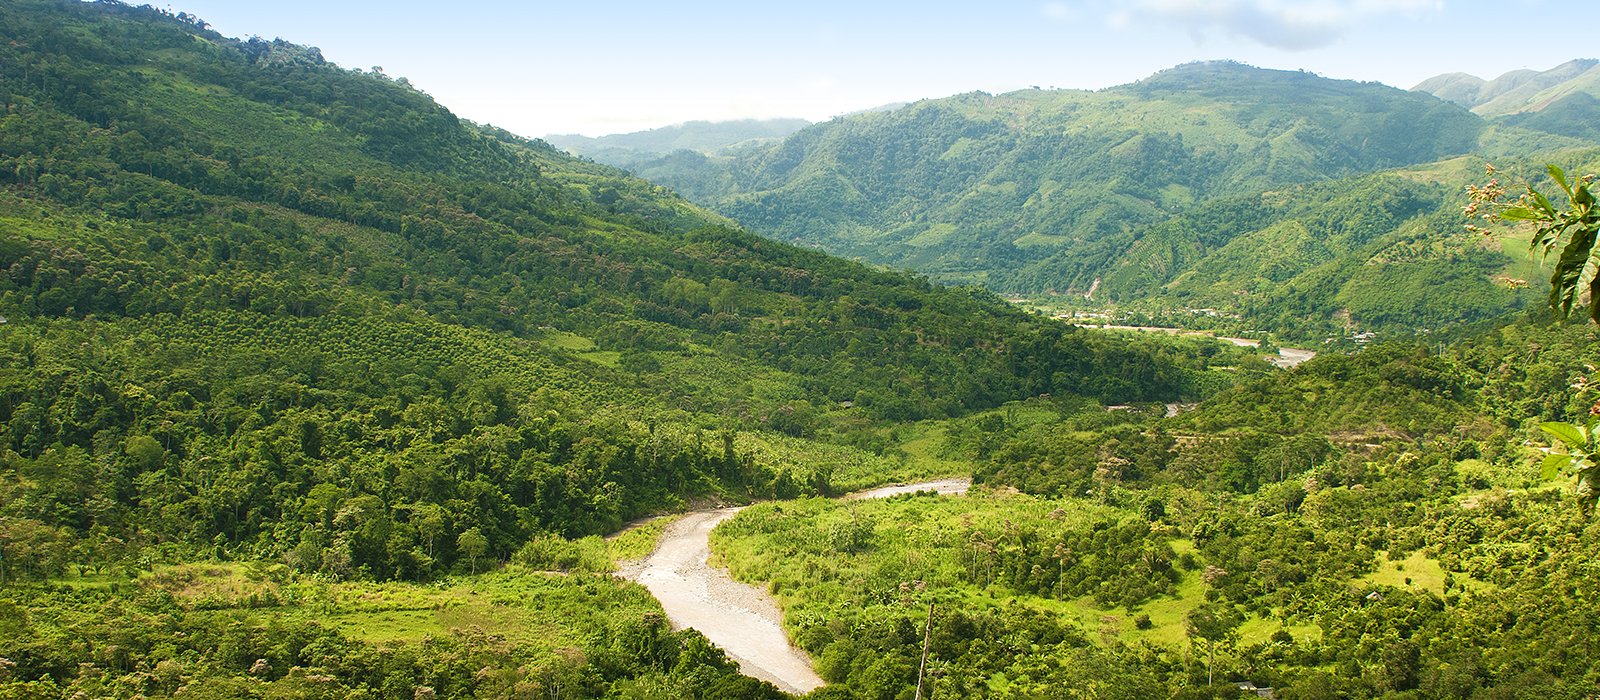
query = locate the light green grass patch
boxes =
[327,608,439,644]
[1359,549,1463,596]
[906,224,958,248]
[608,514,683,562]
[897,424,970,478]
[542,330,598,352]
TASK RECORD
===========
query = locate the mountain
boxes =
[623,61,1598,338]
[5,4,1600,699]
[1413,59,1600,115]
[629,63,1487,285]
[0,0,1232,566]
[545,118,812,168]
[1027,164,1542,336]
[1413,59,1600,142]
[0,1,1278,694]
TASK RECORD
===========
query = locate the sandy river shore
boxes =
[616,478,971,694]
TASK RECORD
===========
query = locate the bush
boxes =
[511,536,614,573]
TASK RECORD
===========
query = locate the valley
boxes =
[0,2,1598,700]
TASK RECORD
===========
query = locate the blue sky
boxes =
[165,0,1596,138]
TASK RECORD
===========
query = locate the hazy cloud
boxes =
[1041,2,1078,21]
[1110,0,1443,50]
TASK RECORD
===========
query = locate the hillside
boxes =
[1413,59,1598,112]
[1015,159,1579,340]
[709,320,1600,700]
[0,0,1249,556]
[626,62,1599,337]
[630,63,1484,284]
[0,1,1285,697]
[1413,59,1600,116]
[1414,59,1600,142]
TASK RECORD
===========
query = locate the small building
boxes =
[1236,681,1276,699]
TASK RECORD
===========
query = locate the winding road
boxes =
[618,478,970,694]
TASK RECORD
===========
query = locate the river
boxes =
[618,478,971,694]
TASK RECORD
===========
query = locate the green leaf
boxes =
[1547,225,1598,318]
[1540,421,1587,449]
[1532,190,1558,217]
[1500,206,1542,221]
[1576,184,1596,207]
[1548,163,1574,197]
[1541,453,1572,481]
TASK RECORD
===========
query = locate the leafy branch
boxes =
[1470,162,1600,517]
[1538,419,1600,518]
[1466,163,1600,322]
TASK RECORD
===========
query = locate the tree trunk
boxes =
[915,602,935,700]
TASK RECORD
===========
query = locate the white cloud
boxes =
[1042,2,1077,21]
[1111,0,1443,51]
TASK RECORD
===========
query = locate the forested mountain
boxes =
[624,62,1598,337]
[4,2,1599,699]
[1413,59,1600,142]
[1414,58,1600,116]
[0,0,1238,569]
[1024,161,1535,339]
[0,2,1271,696]
[545,118,812,168]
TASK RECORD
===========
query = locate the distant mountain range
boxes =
[544,118,812,165]
[1411,59,1600,141]
[1413,59,1599,115]
[582,61,1600,338]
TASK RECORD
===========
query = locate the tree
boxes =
[416,504,448,558]
[457,527,488,575]
[1185,603,1240,686]
[1469,162,1600,516]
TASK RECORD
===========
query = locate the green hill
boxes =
[626,62,1600,338]
[629,62,1489,287]
[1412,58,1599,114]
[0,0,1237,578]
[0,1,1273,696]
[1414,59,1600,143]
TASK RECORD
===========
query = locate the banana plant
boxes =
[1538,419,1600,518]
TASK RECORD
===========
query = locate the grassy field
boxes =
[52,561,658,654]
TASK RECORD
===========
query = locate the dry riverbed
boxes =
[616,478,971,694]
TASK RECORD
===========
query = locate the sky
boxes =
[161,0,1597,138]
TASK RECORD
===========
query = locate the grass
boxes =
[538,330,621,367]
[541,330,597,352]
[607,514,682,561]
[83,561,661,654]
[1359,550,1448,595]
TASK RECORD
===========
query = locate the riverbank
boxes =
[616,478,972,694]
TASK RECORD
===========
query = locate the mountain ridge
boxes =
[1411,58,1600,115]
